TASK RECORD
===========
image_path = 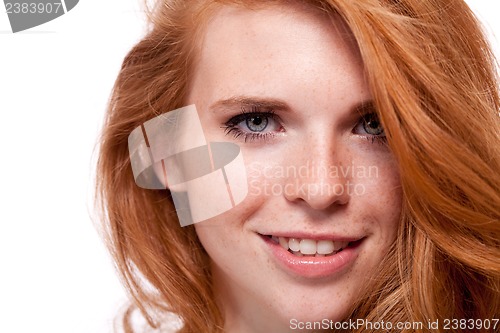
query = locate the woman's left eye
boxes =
[222,110,282,142]
[353,113,386,141]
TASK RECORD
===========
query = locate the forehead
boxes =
[188,4,369,111]
[194,4,361,73]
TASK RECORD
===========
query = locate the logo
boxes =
[128,105,248,227]
[3,0,79,33]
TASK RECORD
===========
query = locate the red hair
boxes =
[96,1,500,332]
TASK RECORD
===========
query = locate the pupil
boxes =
[252,117,262,125]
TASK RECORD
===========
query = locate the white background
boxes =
[0,1,498,332]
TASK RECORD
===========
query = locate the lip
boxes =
[259,233,364,279]
[260,231,363,242]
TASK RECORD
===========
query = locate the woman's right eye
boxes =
[243,114,270,132]
[222,110,283,142]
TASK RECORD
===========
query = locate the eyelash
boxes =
[222,107,281,142]
[222,107,387,144]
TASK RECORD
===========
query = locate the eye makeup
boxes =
[352,101,387,145]
[221,104,387,145]
[221,106,283,142]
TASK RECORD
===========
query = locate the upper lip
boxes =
[257,231,365,242]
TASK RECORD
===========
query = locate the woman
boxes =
[96,0,500,332]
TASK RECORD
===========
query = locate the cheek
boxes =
[194,223,234,267]
[224,153,283,214]
[194,219,260,280]
[354,157,402,243]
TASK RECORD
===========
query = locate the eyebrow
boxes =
[208,96,291,114]
[355,100,376,115]
[208,95,376,118]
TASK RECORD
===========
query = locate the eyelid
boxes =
[224,108,279,127]
[355,101,377,117]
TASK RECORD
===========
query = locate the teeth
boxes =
[299,239,317,255]
[317,240,334,255]
[279,237,289,251]
[336,241,349,251]
[275,236,350,256]
[271,236,279,244]
[289,238,300,252]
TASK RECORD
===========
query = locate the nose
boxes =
[283,134,350,210]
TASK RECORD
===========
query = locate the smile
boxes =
[267,235,350,257]
[260,233,365,278]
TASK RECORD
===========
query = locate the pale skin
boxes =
[184,4,402,333]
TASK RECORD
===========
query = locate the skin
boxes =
[185,4,402,333]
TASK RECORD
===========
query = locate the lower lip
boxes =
[261,235,362,279]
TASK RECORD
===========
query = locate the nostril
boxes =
[283,182,350,211]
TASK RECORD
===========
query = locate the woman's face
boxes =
[186,5,402,332]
